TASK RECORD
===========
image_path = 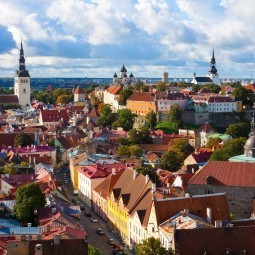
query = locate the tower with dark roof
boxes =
[14,39,31,107]
[207,48,220,85]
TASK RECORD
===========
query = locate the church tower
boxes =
[207,48,220,85]
[14,39,31,107]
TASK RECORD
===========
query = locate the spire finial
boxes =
[20,36,23,51]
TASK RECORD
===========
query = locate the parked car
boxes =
[80,204,85,210]
[107,238,115,245]
[72,198,77,203]
[85,211,92,217]
[91,218,98,223]
[96,228,104,235]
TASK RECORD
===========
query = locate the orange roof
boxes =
[105,86,122,95]
[127,92,155,101]
[73,85,85,94]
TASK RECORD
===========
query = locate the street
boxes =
[55,166,127,255]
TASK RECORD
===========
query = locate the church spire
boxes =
[16,38,30,77]
[211,48,216,65]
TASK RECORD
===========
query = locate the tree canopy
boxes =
[112,109,135,131]
[133,80,148,92]
[136,167,159,184]
[88,244,103,255]
[145,111,158,129]
[206,137,222,149]
[136,237,174,255]
[117,144,142,157]
[168,138,194,160]
[119,88,133,105]
[156,81,167,92]
[168,104,183,128]
[97,105,117,128]
[160,150,182,171]
[14,132,34,147]
[14,183,46,224]
[232,87,254,108]
[225,122,250,138]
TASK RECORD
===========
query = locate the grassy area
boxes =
[155,121,178,134]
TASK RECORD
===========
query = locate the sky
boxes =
[0,0,255,78]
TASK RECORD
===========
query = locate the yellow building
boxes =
[107,168,152,243]
[69,152,87,191]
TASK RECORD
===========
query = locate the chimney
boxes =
[166,182,170,188]
[112,168,116,175]
[53,234,61,245]
[206,207,212,223]
[133,169,138,179]
[145,174,150,184]
[35,244,42,255]
[27,223,32,227]
[37,234,42,240]
[152,183,156,193]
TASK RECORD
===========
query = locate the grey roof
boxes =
[195,77,213,83]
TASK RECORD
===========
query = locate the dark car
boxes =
[80,204,85,210]
[85,211,92,217]
[72,198,77,203]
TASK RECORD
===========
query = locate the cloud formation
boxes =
[0,0,254,78]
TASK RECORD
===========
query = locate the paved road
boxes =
[54,167,129,255]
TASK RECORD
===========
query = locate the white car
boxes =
[91,218,98,223]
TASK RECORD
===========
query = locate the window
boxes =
[23,88,26,93]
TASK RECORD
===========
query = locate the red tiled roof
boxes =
[0,95,18,104]
[73,85,85,94]
[208,96,234,103]
[197,123,215,133]
[138,144,168,152]
[88,108,99,118]
[127,92,155,101]
[105,86,122,95]
[188,161,255,187]
[41,109,69,122]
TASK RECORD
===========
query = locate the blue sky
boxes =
[0,0,254,78]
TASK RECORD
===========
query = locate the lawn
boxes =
[155,121,178,134]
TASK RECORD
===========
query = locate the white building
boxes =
[103,85,123,111]
[113,65,134,84]
[157,92,188,112]
[14,39,31,108]
[207,96,241,113]
[73,85,86,102]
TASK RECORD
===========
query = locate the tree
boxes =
[128,127,152,145]
[205,83,221,93]
[156,81,166,92]
[226,122,250,138]
[133,80,148,92]
[145,111,158,129]
[14,183,46,224]
[88,244,103,255]
[206,137,222,149]
[56,94,73,105]
[14,132,34,147]
[232,87,253,108]
[168,138,194,160]
[136,237,174,255]
[210,148,233,161]
[117,145,131,157]
[119,88,133,105]
[222,137,246,155]
[136,167,159,184]
[97,105,117,128]
[129,145,142,157]
[19,161,30,168]
[3,163,16,175]
[168,104,183,128]
[113,109,135,131]
[160,150,182,171]
[192,84,202,93]
[48,138,55,147]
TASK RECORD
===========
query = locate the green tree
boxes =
[14,183,46,224]
[113,109,135,131]
[56,94,73,105]
[210,148,233,161]
[3,163,16,175]
[160,150,182,171]
[97,105,117,128]
[14,132,34,147]
[232,87,253,108]
[119,88,133,105]
[136,237,174,255]
[222,137,246,155]
[145,111,158,129]
[133,80,148,92]
[88,244,103,255]
[192,84,202,93]
[117,145,131,157]
[168,104,183,128]
[136,167,159,184]
[168,138,194,160]
[205,83,221,93]
[206,137,222,149]
[129,145,143,157]
[156,81,166,92]
[48,138,55,147]
[226,122,250,138]
[128,127,152,145]
[19,161,30,168]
